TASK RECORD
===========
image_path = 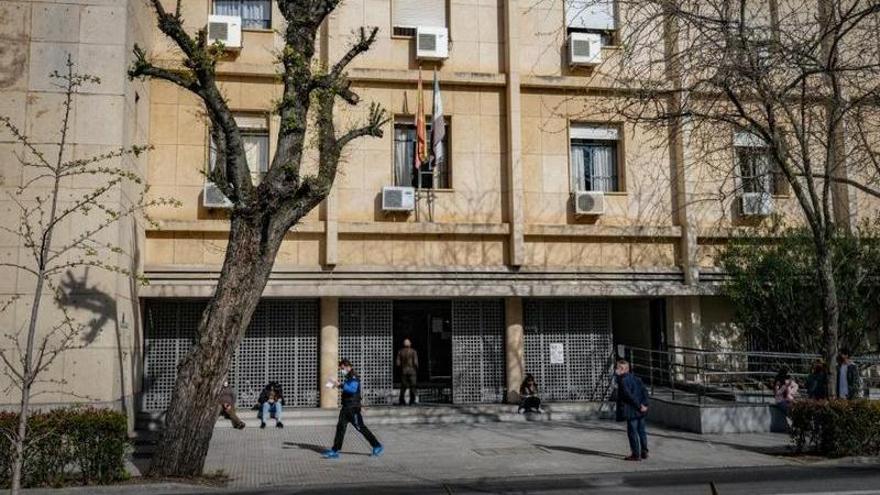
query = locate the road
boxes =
[113,464,880,495]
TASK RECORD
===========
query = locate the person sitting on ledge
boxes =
[257,381,284,429]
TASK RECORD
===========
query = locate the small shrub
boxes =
[789,399,880,457]
[0,408,130,488]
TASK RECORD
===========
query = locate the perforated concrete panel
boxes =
[452,299,505,404]
[141,299,319,411]
[523,299,613,401]
[339,299,394,405]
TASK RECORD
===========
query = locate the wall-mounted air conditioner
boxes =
[574,191,605,215]
[416,26,449,61]
[207,15,242,49]
[741,192,774,216]
[382,186,415,212]
[568,32,603,66]
[203,182,233,209]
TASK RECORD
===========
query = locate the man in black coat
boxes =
[615,359,649,461]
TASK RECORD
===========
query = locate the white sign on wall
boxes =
[549,343,565,364]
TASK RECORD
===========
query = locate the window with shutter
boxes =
[570,124,622,193]
[566,0,616,45]
[392,0,447,36]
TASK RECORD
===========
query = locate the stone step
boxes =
[136,402,611,431]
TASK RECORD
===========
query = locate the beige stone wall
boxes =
[0,0,151,417]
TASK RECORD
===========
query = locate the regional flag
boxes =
[415,68,429,169]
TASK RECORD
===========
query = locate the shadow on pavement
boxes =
[535,444,622,460]
[282,442,325,454]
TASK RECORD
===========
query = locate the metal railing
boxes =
[618,345,880,404]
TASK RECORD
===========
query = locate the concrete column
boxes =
[503,0,525,267]
[668,296,703,382]
[663,6,699,285]
[320,297,339,409]
[505,297,525,403]
[320,16,339,266]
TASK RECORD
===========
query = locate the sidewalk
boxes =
[26,418,797,493]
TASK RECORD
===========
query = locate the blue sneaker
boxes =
[322,449,340,459]
[371,445,384,457]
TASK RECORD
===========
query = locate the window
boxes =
[213,0,271,29]
[735,132,781,195]
[209,113,270,183]
[566,0,616,45]
[570,124,621,193]
[393,119,450,189]
[392,0,447,37]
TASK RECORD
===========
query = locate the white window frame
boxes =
[208,113,270,184]
[734,131,780,196]
[569,124,622,193]
[392,116,451,190]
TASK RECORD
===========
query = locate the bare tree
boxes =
[576,0,880,390]
[0,58,175,494]
[128,0,388,476]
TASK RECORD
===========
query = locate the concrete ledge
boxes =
[648,397,789,434]
[136,402,609,431]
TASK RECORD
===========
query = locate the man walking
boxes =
[323,359,384,459]
[396,338,419,406]
[615,359,649,461]
[837,349,863,400]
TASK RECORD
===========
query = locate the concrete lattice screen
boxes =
[141,299,319,411]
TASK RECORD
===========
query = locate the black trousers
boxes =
[399,371,417,405]
[332,407,380,451]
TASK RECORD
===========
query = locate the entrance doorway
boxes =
[393,300,453,404]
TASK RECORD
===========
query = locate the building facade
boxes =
[2,0,868,418]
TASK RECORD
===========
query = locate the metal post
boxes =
[649,349,655,395]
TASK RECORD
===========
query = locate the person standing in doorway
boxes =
[615,359,649,461]
[323,359,384,459]
[837,349,863,400]
[396,338,419,406]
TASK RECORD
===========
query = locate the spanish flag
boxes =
[415,68,428,169]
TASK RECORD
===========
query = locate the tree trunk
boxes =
[817,245,841,397]
[148,215,284,477]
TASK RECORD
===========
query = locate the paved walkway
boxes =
[141,418,792,490]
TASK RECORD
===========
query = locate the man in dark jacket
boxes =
[837,349,863,400]
[257,381,284,429]
[323,359,383,459]
[615,359,649,461]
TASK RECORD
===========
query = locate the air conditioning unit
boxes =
[203,182,233,209]
[741,192,774,216]
[382,186,415,212]
[574,191,605,215]
[416,26,449,61]
[207,15,242,49]
[568,32,603,66]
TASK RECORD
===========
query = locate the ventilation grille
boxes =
[393,26,417,37]
[572,39,593,57]
[418,33,437,52]
[208,22,229,41]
